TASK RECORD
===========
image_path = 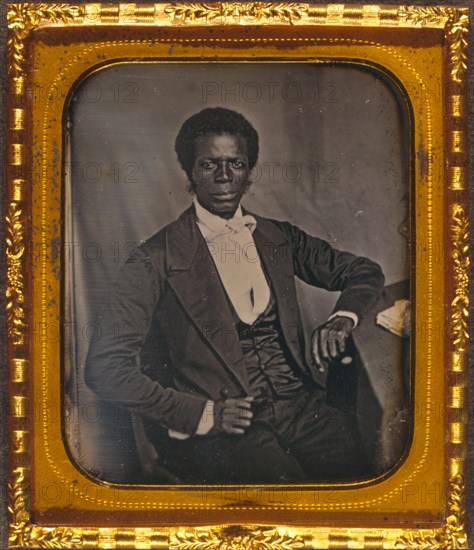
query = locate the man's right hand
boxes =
[212,397,254,435]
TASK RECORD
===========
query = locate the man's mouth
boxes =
[212,191,238,201]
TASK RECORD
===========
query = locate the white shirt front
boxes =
[193,197,270,325]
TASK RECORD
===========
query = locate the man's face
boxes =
[191,133,250,219]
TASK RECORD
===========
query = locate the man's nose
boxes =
[215,161,232,182]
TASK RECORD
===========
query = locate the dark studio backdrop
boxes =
[65,62,410,481]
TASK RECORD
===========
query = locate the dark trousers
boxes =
[156,387,369,483]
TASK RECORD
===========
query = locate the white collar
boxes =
[193,196,243,234]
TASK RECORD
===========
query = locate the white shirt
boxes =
[193,197,271,324]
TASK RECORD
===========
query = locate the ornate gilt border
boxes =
[6,4,469,548]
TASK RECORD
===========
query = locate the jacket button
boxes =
[220,388,230,398]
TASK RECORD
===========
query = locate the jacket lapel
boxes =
[165,207,249,390]
[251,215,309,374]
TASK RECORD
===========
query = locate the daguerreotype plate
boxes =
[6,3,470,548]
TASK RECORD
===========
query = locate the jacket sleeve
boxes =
[84,247,208,435]
[275,221,385,320]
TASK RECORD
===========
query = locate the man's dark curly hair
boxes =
[175,107,259,184]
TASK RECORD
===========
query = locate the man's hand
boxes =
[212,397,254,435]
[311,316,355,370]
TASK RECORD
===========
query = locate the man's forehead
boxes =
[194,133,248,157]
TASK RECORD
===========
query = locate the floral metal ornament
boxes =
[7,3,83,78]
[397,6,468,83]
[170,527,304,549]
[8,467,83,548]
[164,2,309,24]
[6,203,26,346]
[395,474,467,549]
[451,206,469,351]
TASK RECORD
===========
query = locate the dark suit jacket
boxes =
[85,205,385,435]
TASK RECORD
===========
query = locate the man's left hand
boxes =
[311,316,355,370]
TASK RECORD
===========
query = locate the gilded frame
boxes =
[5,3,469,548]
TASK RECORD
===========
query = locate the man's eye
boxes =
[201,161,216,169]
[231,160,246,169]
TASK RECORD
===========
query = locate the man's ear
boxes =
[186,183,194,194]
[185,175,195,194]
[246,166,258,190]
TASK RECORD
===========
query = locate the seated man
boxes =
[85,107,385,483]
